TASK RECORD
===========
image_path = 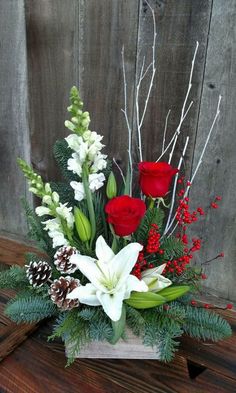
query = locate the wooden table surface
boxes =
[0,307,235,393]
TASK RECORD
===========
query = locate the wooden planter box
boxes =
[66,329,160,359]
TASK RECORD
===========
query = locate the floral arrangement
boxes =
[1,2,232,364]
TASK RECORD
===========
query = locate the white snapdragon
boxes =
[70,181,85,201]
[35,206,51,216]
[43,218,68,248]
[66,130,107,175]
[89,173,106,192]
[91,152,107,173]
[70,173,106,202]
[67,153,83,176]
[56,203,74,228]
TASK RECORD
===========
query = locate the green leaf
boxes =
[157,286,190,302]
[109,304,126,344]
[125,292,166,309]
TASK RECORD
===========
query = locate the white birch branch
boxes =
[166,95,222,237]
[121,46,133,195]
[162,109,171,154]
[163,136,190,236]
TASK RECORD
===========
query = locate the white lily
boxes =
[67,236,148,321]
[141,264,172,292]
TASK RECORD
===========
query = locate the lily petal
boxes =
[70,254,106,292]
[96,286,126,321]
[124,275,148,299]
[111,242,143,282]
[141,264,166,278]
[67,283,101,306]
[96,236,114,263]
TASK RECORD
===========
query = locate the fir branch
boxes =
[183,305,232,341]
[126,306,145,336]
[50,182,75,206]
[0,265,28,290]
[21,198,54,257]
[161,235,184,260]
[5,295,57,323]
[134,207,165,243]
[53,139,78,182]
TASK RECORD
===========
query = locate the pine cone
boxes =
[26,261,52,287]
[49,276,80,310]
[54,246,78,274]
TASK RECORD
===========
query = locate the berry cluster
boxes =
[162,254,191,275]
[176,197,204,227]
[146,224,161,253]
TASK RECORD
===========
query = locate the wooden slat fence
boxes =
[0,0,235,301]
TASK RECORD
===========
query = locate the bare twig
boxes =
[166,95,222,237]
[156,101,193,162]
[113,158,126,185]
[121,46,133,195]
[136,0,157,162]
[163,136,190,235]
[162,109,171,154]
[168,41,199,164]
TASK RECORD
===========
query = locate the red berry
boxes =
[191,300,197,306]
[204,303,210,309]
[216,196,222,201]
[226,303,233,310]
[201,273,207,280]
[219,252,224,257]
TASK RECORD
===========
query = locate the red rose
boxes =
[138,161,178,198]
[105,195,146,237]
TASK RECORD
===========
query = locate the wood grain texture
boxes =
[0,235,45,267]
[66,328,160,359]
[25,0,77,182]
[78,0,139,175]
[0,319,235,393]
[0,0,31,236]
[0,289,38,362]
[189,0,236,301]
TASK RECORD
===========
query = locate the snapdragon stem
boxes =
[82,164,96,248]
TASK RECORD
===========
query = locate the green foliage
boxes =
[161,235,184,260]
[53,139,78,182]
[51,307,114,366]
[126,306,145,336]
[21,198,54,258]
[93,192,109,240]
[134,207,165,243]
[50,181,75,206]
[183,305,232,341]
[5,295,57,323]
[0,265,28,290]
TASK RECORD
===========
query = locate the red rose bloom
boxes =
[138,161,178,198]
[105,195,146,237]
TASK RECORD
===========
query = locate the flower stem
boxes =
[149,198,155,209]
[82,164,96,248]
[109,223,118,253]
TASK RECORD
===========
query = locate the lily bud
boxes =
[106,171,117,199]
[141,264,172,292]
[74,207,91,242]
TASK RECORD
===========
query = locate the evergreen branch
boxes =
[134,207,165,243]
[126,306,146,336]
[0,265,28,290]
[161,235,184,260]
[5,295,57,323]
[183,305,232,341]
[53,139,78,182]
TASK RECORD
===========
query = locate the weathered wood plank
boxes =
[0,235,45,267]
[78,0,139,175]
[0,0,31,236]
[25,0,78,182]
[190,0,236,301]
[133,0,213,173]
